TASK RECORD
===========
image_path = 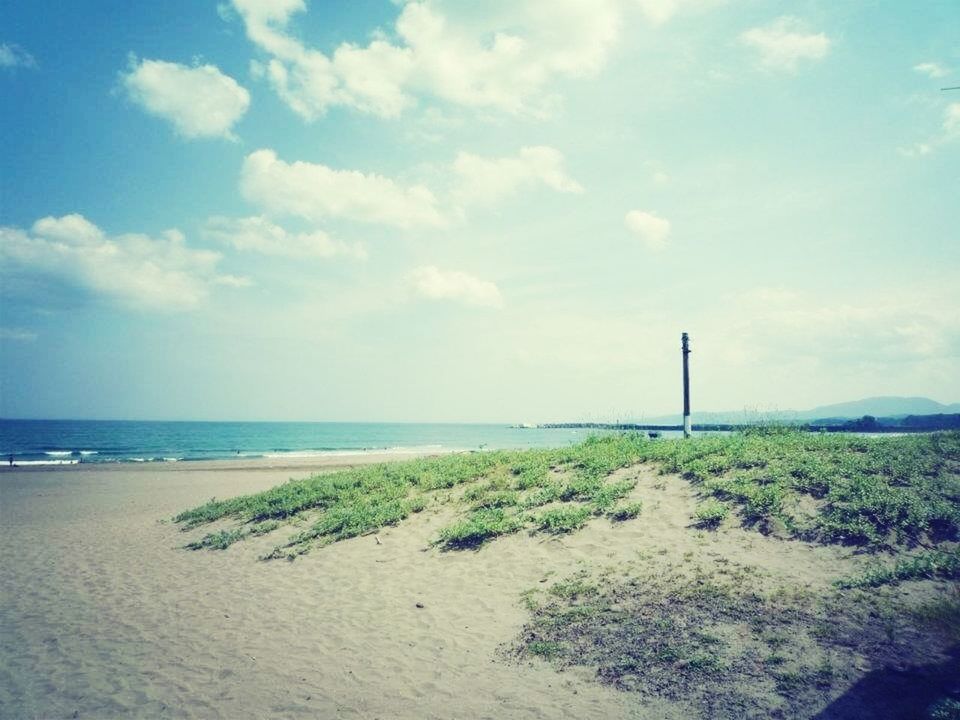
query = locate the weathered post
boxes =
[681,332,691,438]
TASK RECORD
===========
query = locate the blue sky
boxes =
[1,0,958,422]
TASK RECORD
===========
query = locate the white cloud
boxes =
[913,62,950,79]
[0,43,36,69]
[229,0,621,119]
[740,17,830,72]
[240,149,444,228]
[452,146,583,207]
[625,210,671,249]
[0,214,245,311]
[716,294,960,367]
[204,216,367,260]
[408,266,503,308]
[122,58,250,139]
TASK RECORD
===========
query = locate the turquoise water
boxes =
[0,419,659,465]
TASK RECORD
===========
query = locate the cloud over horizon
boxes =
[0,215,246,311]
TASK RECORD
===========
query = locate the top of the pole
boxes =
[681,332,690,352]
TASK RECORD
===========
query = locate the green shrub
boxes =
[436,508,523,548]
[694,500,729,528]
[536,505,592,533]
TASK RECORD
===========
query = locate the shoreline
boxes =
[0,453,642,719]
[0,448,457,474]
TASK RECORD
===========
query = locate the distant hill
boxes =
[644,396,960,426]
[797,396,960,421]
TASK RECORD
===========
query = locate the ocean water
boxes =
[0,419,667,466]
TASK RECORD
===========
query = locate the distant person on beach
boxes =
[8,454,13,467]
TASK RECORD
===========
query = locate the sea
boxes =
[0,419,678,466]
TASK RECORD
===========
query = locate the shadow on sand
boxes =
[814,646,960,720]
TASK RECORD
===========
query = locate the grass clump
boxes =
[435,508,523,549]
[835,548,960,589]
[694,500,729,529]
[534,505,592,533]
[186,528,247,550]
[608,502,643,522]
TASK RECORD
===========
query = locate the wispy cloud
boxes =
[408,266,503,308]
[452,146,583,208]
[740,17,830,72]
[899,102,960,157]
[0,214,247,311]
[913,61,950,79]
[240,145,584,230]
[0,42,36,69]
[122,58,250,140]
[205,216,367,260]
[240,149,445,229]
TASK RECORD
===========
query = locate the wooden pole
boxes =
[681,332,691,438]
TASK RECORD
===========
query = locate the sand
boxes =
[0,457,865,719]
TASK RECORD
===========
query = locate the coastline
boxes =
[0,453,643,719]
[5,434,955,718]
[0,448,456,474]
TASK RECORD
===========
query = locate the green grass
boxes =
[174,430,960,558]
[435,508,524,548]
[693,500,729,528]
[835,548,960,589]
[608,501,643,521]
[534,505,592,533]
[517,566,955,718]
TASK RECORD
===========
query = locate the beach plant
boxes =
[534,505,592,533]
[517,566,954,719]
[436,507,523,548]
[834,548,960,589]
[175,429,960,558]
[694,500,729,528]
[608,502,643,522]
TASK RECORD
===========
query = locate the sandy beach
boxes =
[2,450,954,719]
[2,455,654,719]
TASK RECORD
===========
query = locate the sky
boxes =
[1,0,958,423]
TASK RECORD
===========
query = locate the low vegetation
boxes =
[174,429,960,716]
[515,565,959,719]
[175,429,960,559]
[835,548,960,589]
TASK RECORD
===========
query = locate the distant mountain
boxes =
[643,396,960,426]
[798,396,960,421]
